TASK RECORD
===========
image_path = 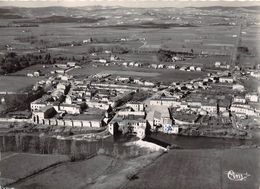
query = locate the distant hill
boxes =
[0,5,258,25]
[38,15,105,23]
[79,22,197,29]
[189,6,260,11]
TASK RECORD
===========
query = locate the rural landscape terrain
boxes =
[0,4,260,189]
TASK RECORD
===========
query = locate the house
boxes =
[233,95,246,104]
[180,66,187,71]
[153,111,162,126]
[245,93,258,102]
[150,64,158,69]
[185,84,193,89]
[189,66,195,71]
[230,103,256,117]
[134,62,142,67]
[57,83,69,91]
[134,78,145,85]
[122,62,128,67]
[83,38,92,43]
[219,77,234,83]
[167,65,176,69]
[110,55,119,61]
[108,113,147,139]
[172,56,182,61]
[129,62,135,67]
[232,84,245,91]
[158,64,166,69]
[67,62,76,67]
[32,105,56,124]
[220,65,230,69]
[65,95,73,104]
[150,98,181,107]
[56,70,65,74]
[251,71,260,78]
[196,67,202,71]
[201,100,217,114]
[104,50,111,54]
[116,76,130,82]
[118,110,145,117]
[126,102,145,111]
[55,64,69,69]
[215,61,221,67]
[144,81,155,87]
[31,100,47,111]
[34,71,40,77]
[99,59,107,63]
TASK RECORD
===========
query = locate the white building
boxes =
[215,61,221,67]
[232,84,245,91]
[219,77,234,83]
[126,102,145,111]
[245,93,258,102]
[196,67,202,71]
[233,96,246,104]
[230,103,256,117]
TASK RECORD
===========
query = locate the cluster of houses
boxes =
[50,62,80,75]
[27,54,260,140]
[30,69,162,138]
[30,73,136,129]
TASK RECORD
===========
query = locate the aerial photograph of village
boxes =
[0,0,259,188]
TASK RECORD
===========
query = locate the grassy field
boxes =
[69,64,206,83]
[124,148,260,189]
[11,155,114,189]
[0,153,70,186]
[10,64,56,76]
[0,23,244,55]
[0,76,43,92]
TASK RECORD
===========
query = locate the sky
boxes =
[0,0,260,8]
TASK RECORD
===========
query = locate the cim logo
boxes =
[225,170,250,181]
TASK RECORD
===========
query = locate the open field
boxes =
[10,64,56,76]
[0,76,43,92]
[69,64,207,83]
[241,25,260,55]
[100,70,160,77]
[0,153,70,186]
[0,23,241,55]
[124,148,260,189]
[11,155,114,189]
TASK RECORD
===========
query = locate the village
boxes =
[0,3,258,143]
[24,51,260,140]
[0,4,260,189]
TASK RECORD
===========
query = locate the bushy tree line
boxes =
[0,52,54,74]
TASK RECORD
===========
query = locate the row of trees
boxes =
[157,49,194,62]
[87,45,129,54]
[0,52,55,74]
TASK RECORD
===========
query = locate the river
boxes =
[145,129,260,149]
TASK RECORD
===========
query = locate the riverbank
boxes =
[179,127,251,140]
[1,140,165,189]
